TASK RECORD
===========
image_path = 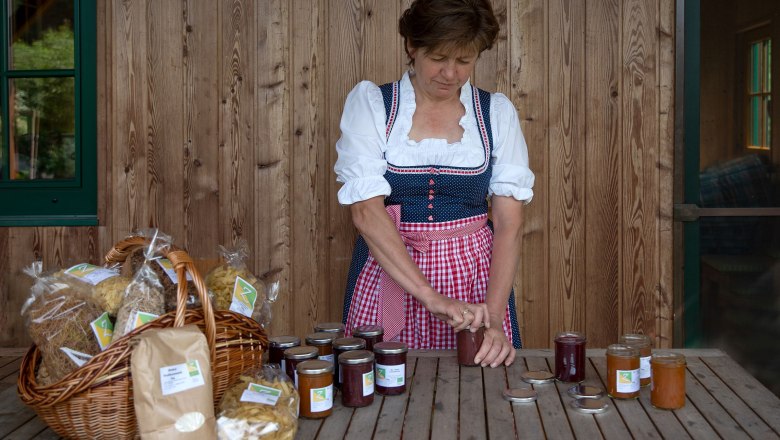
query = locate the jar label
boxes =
[376,363,405,387]
[363,371,375,396]
[318,354,334,363]
[640,356,651,379]
[616,369,640,393]
[309,384,333,413]
[281,359,286,374]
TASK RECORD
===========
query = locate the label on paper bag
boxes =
[240,383,282,405]
[157,258,194,284]
[160,360,206,396]
[60,347,93,367]
[640,356,651,379]
[90,312,114,350]
[363,371,375,396]
[376,363,405,387]
[616,369,640,393]
[228,276,257,317]
[309,385,333,413]
[64,263,119,286]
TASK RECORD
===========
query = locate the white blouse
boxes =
[334,71,535,205]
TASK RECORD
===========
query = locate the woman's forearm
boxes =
[485,197,525,322]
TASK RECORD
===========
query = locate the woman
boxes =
[334,0,534,367]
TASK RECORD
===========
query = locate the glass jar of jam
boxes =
[457,325,485,366]
[338,350,375,407]
[333,337,366,388]
[297,360,334,419]
[352,325,384,352]
[314,322,345,339]
[651,352,686,409]
[373,341,408,395]
[269,335,300,371]
[305,332,337,363]
[554,331,587,382]
[619,333,652,387]
[606,344,640,399]
[283,346,318,387]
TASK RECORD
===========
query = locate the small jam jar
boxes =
[333,337,366,388]
[297,360,334,419]
[269,335,301,371]
[554,331,587,382]
[305,332,337,363]
[606,344,640,399]
[373,341,408,395]
[314,322,345,339]
[651,352,686,409]
[352,325,384,352]
[338,350,375,407]
[457,325,485,366]
[283,346,318,387]
[619,333,652,387]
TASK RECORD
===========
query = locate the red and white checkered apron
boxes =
[345,206,514,349]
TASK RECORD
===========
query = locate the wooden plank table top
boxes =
[1,349,779,439]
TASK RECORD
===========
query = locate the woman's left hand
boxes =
[474,327,515,367]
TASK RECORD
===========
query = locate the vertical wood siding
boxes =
[0,0,674,349]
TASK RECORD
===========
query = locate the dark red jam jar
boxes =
[314,322,345,339]
[269,335,300,371]
[338,350,375,407]
[352,325,384,352]
[332,337,366,388]
[554,331,587,383]
[305,332,337,363]
[373,341,408,395]
[283,346,318,387]
[457,325,485,366]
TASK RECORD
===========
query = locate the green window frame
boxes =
[0,0,96,226]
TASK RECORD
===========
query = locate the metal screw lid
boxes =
[502,388,538,403]
[333,337,366,350]
[373,341,408,355]
[567,384,605,399]
[314,322,345,333]
[297,359,335,375]
[353,324,384,337]
[283,346,319,360]
[305,331,337,346]
[570,398,609,414]
[269,335,301,348]
[521,370,556,384]
[338,349,375,365]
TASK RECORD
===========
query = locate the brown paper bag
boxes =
[131,325,216,439]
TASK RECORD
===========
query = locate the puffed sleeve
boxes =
[334,81,393,205]
[489,93,535,203]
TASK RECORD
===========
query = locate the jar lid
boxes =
[567,384,605,399]
[502,388,537,403]
[297,359,334,375]
[373,341,408,354]
[570,398,609,414]
[606,344,640,357]
[333,337,366,350]
[521,370,555,384]
[618,333,652,348]
[283,346,319,360]
[305,332,337,345]
[554,331,586,343]
[353,324,384,337]
[339,349,375,365]
[314,322,345,333]
[269,335,301,348]
[651,351,686,365]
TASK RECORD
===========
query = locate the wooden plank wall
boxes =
[0,0,675,350]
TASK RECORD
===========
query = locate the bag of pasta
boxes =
[216,364,298,440]
[59,262,131,316]
[113,231,166,341]
[206,239,274,328]
[22,261,105,384]
[128,229,202,312]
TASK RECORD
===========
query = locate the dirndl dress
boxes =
[341,80,522,350]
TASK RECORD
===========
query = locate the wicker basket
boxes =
[17,236,269,439]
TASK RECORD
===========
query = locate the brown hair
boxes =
[399,0,499,62]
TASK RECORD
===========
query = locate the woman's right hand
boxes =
[422,292,490,332]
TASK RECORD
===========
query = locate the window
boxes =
[0,0,96,226]
[741,29,772,151]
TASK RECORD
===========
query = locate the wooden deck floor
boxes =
[2,349,780,439]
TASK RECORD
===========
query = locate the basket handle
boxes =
[168,250,216,361]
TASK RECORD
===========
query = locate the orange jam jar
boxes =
[651,352,686,409]
[352,325,384,352]
[606,344,640,399]
[269,335,300,371]
[338,350,375,408]
[297,360,334,419]
[619,333,652,387]
[305,332,337,363]
[283,346,318,387]
[314,322,345,339]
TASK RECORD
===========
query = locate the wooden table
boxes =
[2,349,779,439]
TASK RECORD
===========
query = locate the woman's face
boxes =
[409,45,478,100]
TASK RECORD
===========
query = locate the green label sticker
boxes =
[90,312,114,350]
[248,382,282,397]
[186,360,201,377]
[133,311,159,329]
[65,263,99,277]
[234,276,258,308]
